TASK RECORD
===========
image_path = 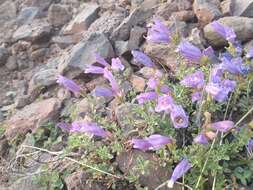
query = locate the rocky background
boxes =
[1,0,253,189]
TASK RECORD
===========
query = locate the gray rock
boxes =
[128,26,146,50]
[20,0,53,12]
[16,7,39,26]
[28,68,58,95]
[233,0,253,17]
[114,40,129,56]
[15,95,30,109]
[115,103,146,137]
[51,35,77,48]
[58,33,114,78]
[204,16,253,47]
[0,1,16,25]
[221,0,233,16]
[12,19,52,43]
[0,47,8,66]
[111,7,153,41]
[48,4,72,27]
[0,110,3,122]
[116,150,180,190]
[62,3,99,34]
[193,0,222,25]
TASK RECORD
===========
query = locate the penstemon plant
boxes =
[54,17,253,190]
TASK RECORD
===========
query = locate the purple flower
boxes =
[147,134,172,150]
[56,122,71,131]
[168,159,192,188]
[131,134,172,151]
[155,95,174,112]
[177,41,202,62]
[160,85,171,94]
[246,47,253,59]
[131,139,152,151]
[180,71,205,89]
[84,65,104,74]
[94,86,114,97]
[222,79,236,92]
[210,65,223,83]
[194,133,209,145]
[56,75,81,94]
[131,50,155,68]
[202,46,214,57]
[205,82,229,102]
[191,91,202,103]
[111,58,125,71]
[146,18,171,44]
[209,120,234,132]
[147,78,159,89]
[170,105,189,128]
[103,68,121,94]
[71,121,109,137]
[221,57,245,75]
[211,21,236,43]
[94,53,110,67]
[136,91,158,104]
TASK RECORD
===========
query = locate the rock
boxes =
[204,16,253,47]
[170,10,195,22]
[188,28,206,49]
[233,0,253,17]
[30,48,49,62]
[58,33,114,78]
[48,4,72,27]
[221,0,233,16]
[64,171,106,190]
[114,40,129,56]
[130,74,146,92]
[0,1,16,25]
[81,10,126,41]
[127,26,146,50]
[16,7,40,26]
[157,0,192,20]
[28,68,58,96]
[143,42,179,72]
[4,98,61,140]
[193,0,222,25]
[0,138,9,157]
[111,7,153,41]
[7,176,44,190]
[0,110,3,122]
[116,150,179,190]
[0,47,8,66]
[15,95,30,109]
[63,3,99,35]
[12,19,52,43]
[115,103,145,137]
[51,35,78,48]
[20,0,53,12]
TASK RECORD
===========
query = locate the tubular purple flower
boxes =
[194,133,209,145]
[170,105,189,128]
[136,91,158,104]
[147,134,172,150]
[111,58,125,71]
[94,53,110,67]
[205,82,229,102]
[210,65,223,83]
[71,121,109,137]
[131,50,155,68]
[222,79,236,92]
[167,158,192,188]
[191,91,202,103]
[211,21,236,43]
[177,41,202,62]
[221,57,245,75]
[84,65,104,74]
[95,86,114,97]
[56,122,71,131]
[160,85,171,94]
[155,95,174,112]
[147,78,159,89]
[180,71,205,89]
[103,68,121,93]
[202,46,214,57]
[146,18,171,44]
[56,75,81,94]
[131,134,172,151]
[246,47,253,59]
[209,120,234,132]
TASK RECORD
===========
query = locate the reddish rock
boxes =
[4,98,61,140]
[130,74,146,92]
[171,10,195,22]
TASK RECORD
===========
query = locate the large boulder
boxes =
[204,16,253,47]
[58,33,114,78]
[4,98,62,140]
